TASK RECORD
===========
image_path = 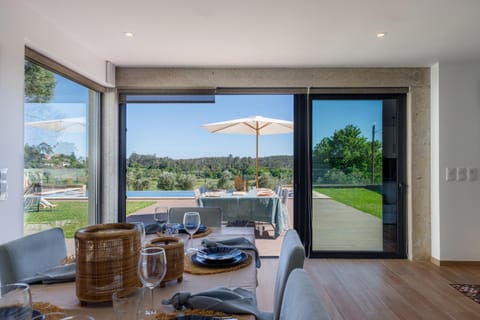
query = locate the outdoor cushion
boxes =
[0,227,67,285]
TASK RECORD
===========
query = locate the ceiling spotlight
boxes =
[376,32,387,38]
[124,32,134,38]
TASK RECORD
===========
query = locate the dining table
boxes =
[29,227,257,320]
[198,190,286,238]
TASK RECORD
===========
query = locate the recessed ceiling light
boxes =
[124,32,134,38]
[376,32,387,38]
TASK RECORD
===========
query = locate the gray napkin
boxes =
[19,263,76,284]
[162,287,271,320]
[201,237,261,268]
[145,223,162,234]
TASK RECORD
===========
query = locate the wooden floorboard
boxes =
[257,258,480,320]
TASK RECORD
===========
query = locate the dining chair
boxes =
[279,269,330,320]
[0,227,67,284]
[270,228,306,320]
[168,207,222,227]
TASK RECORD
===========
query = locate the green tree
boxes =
[176,174,195,190]
[312,124,382,184]
[157,172,176,190]
[24,60,56,103]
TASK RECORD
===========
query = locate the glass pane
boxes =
[125,95,294,256]
[311,99,384,251]
[23,60,91,252]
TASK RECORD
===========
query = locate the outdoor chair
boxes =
[0,227,67,284]
[279,269,330,320]
[168,207,222,227]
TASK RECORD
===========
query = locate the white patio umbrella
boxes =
[25,117,86,133]
[201,115,293,189]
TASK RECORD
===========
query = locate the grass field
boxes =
[314,187,382,218]
[24,200,155,238]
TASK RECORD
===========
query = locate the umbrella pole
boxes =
[256,125,259,189]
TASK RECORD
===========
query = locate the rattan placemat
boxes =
[192,227,213,238]
[184,252,252,275]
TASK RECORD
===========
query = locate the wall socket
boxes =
[446,168,456,181]
[467,168,478,181]
[457,168,467,181]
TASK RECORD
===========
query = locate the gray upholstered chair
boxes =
[270,228,306,320]
[168,207,222,227]
[279,269,330,320]
[0,227,67,285]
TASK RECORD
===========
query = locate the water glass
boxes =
[154,206,169,232]
[0,283,32,320]
[112,287,144,319]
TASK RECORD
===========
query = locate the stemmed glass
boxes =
[154,206,169,233]
[183,211,201,253]
[132,221,146,247]
[137,246,167,317]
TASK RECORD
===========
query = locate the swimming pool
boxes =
[44,190,195,198]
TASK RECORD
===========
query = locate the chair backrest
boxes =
[279,269,330,320]
[168,207,222,227]
[0,227,67,285]
[273,228,305,320]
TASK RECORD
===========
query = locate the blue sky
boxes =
[127,95,294,159]
[312,100,383,146]
[24,73,383,160]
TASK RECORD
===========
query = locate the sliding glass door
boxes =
[296,94,406,258]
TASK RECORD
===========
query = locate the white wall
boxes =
[434,62,480,261]
[0,0,106,243]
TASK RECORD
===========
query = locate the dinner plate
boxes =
[192,251,248,268]
[0,307,43,319]
[197,247,242,261]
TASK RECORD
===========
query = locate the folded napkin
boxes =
[19,263,76,284]
[201,237,261,268]
[162,287,271,320]
[145,222,163,234]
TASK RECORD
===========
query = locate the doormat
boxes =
[450,284,480,304]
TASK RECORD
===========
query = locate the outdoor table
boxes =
[29,227,256,320]
[199,191,286,238]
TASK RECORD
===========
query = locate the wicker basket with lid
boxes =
[149,236,184,286]
[75,223,141,304]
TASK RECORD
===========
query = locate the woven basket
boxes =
[149,236,184,286]
[75,223,142,304]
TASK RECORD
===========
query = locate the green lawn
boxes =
[25,200,155,238]
[314,187,382,218]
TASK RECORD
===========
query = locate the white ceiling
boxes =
[21,0,480,68]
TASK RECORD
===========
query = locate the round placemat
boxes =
[192,227,213,239]
[183,252,252,275]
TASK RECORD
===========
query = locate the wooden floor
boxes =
[256,258,480,319]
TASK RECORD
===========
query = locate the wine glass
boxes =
[183,211,201,253]
[132,221,146,247]
[137,246,167,317]
[154,206,169,232]
[0,283,32,320]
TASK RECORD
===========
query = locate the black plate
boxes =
[177,224,207,234]
[191,251,248,268]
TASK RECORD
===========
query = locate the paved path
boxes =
[312,195,382,251]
